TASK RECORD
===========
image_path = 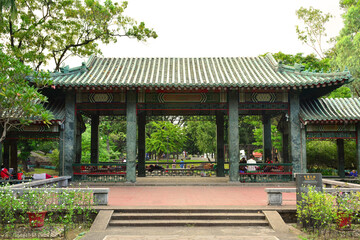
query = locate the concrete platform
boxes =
[81,178,300,239]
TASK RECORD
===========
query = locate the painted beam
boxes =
[337,139,345,178]
[137,112,146,177]
[263,115,272,161]
[228,90,239,182]
[126,90,137,183]
[216,111,225,177]
[63,91,77,176]
[289,93,302,174]
[90,115,99,164]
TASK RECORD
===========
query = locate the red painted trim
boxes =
[137,109,227,111]
[307,137,356,140]
[77,109,126,111]
[238,108,287,111]
[6,137,60,140]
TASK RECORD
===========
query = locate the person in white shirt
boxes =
[246,155,258,172]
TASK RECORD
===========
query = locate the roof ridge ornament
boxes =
[80,62,87,72]
[60,65,69,73]
[294,63,305,73]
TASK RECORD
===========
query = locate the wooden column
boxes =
[75,115,82,164]
[337,139,345,178]
[3,140,10,169]
[300,126,307,173]
[90,115,99,163]
[282,132,289,163]
[263,115,272,161]
[126,90,137,183]
[357,123,360,175]
[10,139,18,171]
[137,112,146,177]
[59,126,65,176]
[216,111,225,177]
[228,90,239,182]
[0,126,3,166]
[289,93,301,174]
[0,141,2,167]
[63,91,77,176]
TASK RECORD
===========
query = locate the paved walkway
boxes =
[105,185,296,206]
[84,177,297,207]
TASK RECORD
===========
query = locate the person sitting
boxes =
[0,165,11,179]
[349,170,358,177]
[147,164,165,173]
[246,155,258,172]
[239,157,247,173]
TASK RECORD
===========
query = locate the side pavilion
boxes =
[1,53,356,182]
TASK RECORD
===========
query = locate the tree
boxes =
[0,0,157,71]
[333,0,360,96]
[0,0,16,18]
[0,47,53,142]
[193,121,216,161]
[295,7,333,59]
[146,121,186,161]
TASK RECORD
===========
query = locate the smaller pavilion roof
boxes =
[0,99,65,125]
[300,98,360,124]
[51,54,352,90]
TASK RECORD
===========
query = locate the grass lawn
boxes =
[24,168,59,178]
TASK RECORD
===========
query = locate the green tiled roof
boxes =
[0,99,65,124]
[300,98,360,123]
[51,54,352,88]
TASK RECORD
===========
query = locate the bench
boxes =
[239,171,293,182]
[5,187,109,205]
[73,172,126,182]
[265,187,360,205]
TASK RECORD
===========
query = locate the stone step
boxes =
[108,219,269,227]
[111,212,265,220]
[112,209,263,214]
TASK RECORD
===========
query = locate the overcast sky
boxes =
[64,0,344,67]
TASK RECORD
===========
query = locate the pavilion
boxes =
[0,53,358,182]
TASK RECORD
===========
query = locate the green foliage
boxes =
[81,123,120,162]
[266,51,331,72]
[295,7,333,59]
[325,86,352,98]
[297,186,337,233]
[297,186,360,236]
[193,121,216,160]
[0,186,94,238]
[306,140,357,170]
[146,121,186,159]
[0,0,157,71]
[48,149,59,170]
[334,1,360,96]
[0,46,53,142]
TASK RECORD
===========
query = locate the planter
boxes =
[27,211,47,228]
[337,211,352,230]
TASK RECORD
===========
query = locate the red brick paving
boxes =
[106,186,296,207]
